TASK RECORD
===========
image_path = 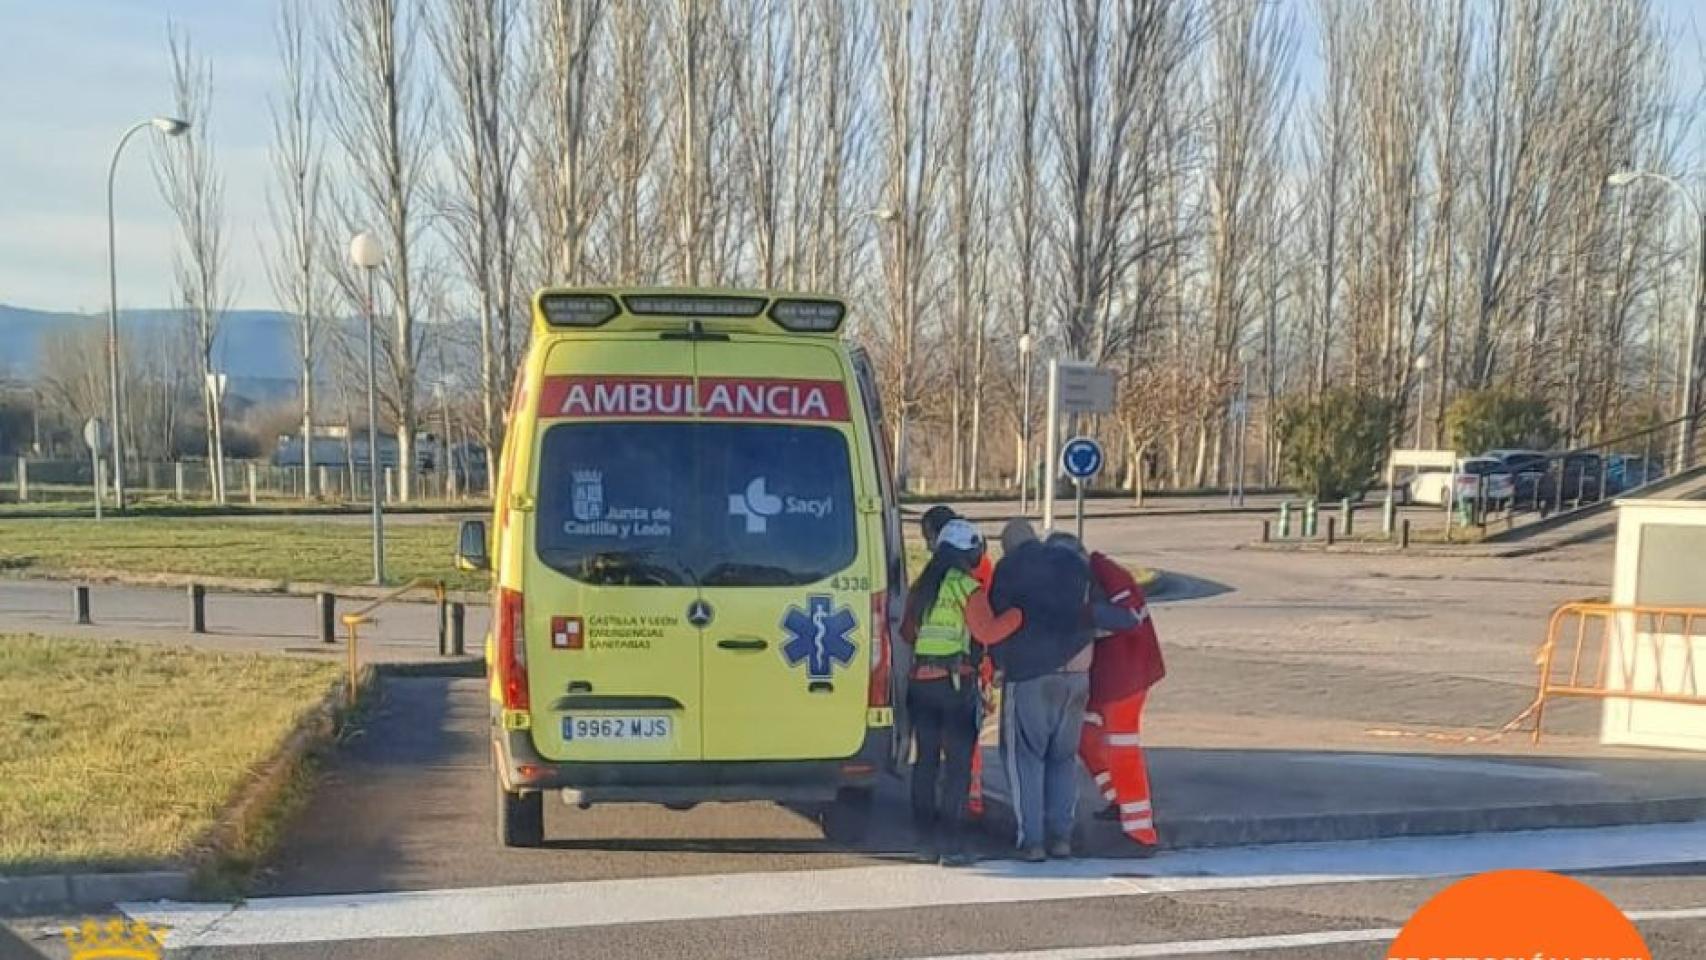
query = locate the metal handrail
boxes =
[339,578,447,700]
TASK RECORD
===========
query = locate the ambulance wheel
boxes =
[498,783,544,848]
[823,786,874,842]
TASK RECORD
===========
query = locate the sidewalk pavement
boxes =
[0,579,486,668]
[976,743,1706,856]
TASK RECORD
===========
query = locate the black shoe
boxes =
[1047,838,1074,860]
[1019,845,1047,863]
[1093,803,1120,822]
[940,850,976,868]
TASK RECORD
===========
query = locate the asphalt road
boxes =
[5,506,1682,959]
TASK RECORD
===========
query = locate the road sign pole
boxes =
[1043,359,1060,532]
[1076,478,1085,542]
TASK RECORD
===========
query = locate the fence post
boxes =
[317,592,337,644]
[318,465,330,502]
[15,457,25,502]
[247,463,258,506]
[1400,518,1412,549]
[1278,502,1292,538]
[449,602,466,656]
[384,467,395,504]
[174,462,186,500]
[188,584,206,634]
[1382,494,1395,538]
[1325,517,1336,546]
[1304,499,1318,538]
[72,585,91,625]
[1260,519,1271,543]
[1340,497,1353,537]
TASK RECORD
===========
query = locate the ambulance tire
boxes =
[498,783,544,848]
[822,786,874,841]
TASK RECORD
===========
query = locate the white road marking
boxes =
[907,907,1706,959]
[125,820,1706,950]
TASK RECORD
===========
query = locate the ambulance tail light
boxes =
[868,591,892,709]
[496,587,529,711]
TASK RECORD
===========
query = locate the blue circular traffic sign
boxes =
[1061,437,1104,480]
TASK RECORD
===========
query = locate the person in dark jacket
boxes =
[979,520,1132,861]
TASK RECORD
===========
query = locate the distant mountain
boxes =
[0,303,300,384]
[0,303,482,411]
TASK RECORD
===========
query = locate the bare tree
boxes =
[265,0,331,499]
[434,0,525,495]
[874,0,946,486]
[156,25,231,503]
[532,0,605,285]
[325,0,430,501]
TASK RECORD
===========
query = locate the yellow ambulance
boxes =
[455,288,906,847]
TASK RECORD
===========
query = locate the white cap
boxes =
[937,518,982,553]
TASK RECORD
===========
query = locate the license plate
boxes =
[562,715,672,742]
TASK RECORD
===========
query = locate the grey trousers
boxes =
[1001,671,1090,849]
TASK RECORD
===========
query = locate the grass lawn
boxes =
[0,634,339,874]
[0,517,485,590]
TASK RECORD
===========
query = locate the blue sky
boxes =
[1,0,1703,315]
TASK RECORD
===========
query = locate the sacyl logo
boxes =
[730,477,784,533]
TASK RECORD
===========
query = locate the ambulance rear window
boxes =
[535,422,857,587]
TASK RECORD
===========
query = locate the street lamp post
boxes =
[350,231,386,585]
[1413,353,1432,449]
[106,116,190,510]
[1608,170,1704,470]
[1018,331,1034,513]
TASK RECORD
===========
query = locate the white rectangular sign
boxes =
[1055,361,1116,415]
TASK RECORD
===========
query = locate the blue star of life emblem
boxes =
[780,594,858,682]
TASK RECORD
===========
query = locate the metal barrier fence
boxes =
[1528,600,1706,743]
[1,456,487,504]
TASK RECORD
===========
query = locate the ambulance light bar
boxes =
[769,298,845,333]
[624,294,767,317]
[540,293,620,327]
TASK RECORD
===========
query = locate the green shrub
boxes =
[1277,389,1400,500]
[1445,389,1558,453]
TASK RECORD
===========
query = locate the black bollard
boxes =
[317,592,337,644]
[73,585,91,625]
[449,602,466,656]
[1400,518,1412,549]
[188,584,207,634]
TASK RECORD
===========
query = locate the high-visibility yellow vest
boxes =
[915,568,978,659]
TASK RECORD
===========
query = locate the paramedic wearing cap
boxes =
[919,504,995,816]
[1079,550,1165,850]
[899,519,1019,865]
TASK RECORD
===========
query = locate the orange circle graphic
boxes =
[1388,870,1649,960]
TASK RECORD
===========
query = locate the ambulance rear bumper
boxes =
[493,726,886,803]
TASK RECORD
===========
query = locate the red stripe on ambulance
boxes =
[539,376,851,421]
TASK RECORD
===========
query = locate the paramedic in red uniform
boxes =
[1079,550,1166,850]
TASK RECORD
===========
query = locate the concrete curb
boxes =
[977,778,1706,857]
[0,669,371,915]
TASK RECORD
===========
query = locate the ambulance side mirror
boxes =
[455,519,490,572]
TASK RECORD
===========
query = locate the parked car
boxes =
[1561,452,1605,504]
[1487,449,1549,509]
[1606,454,1664,495]
[1407,457,1515,509]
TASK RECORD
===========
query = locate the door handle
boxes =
[808,681,834,694]
[566,681,593,694]
[717,638,769,651]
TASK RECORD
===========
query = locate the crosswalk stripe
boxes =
[123,820,1706,950]
[903,906,1706,959]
